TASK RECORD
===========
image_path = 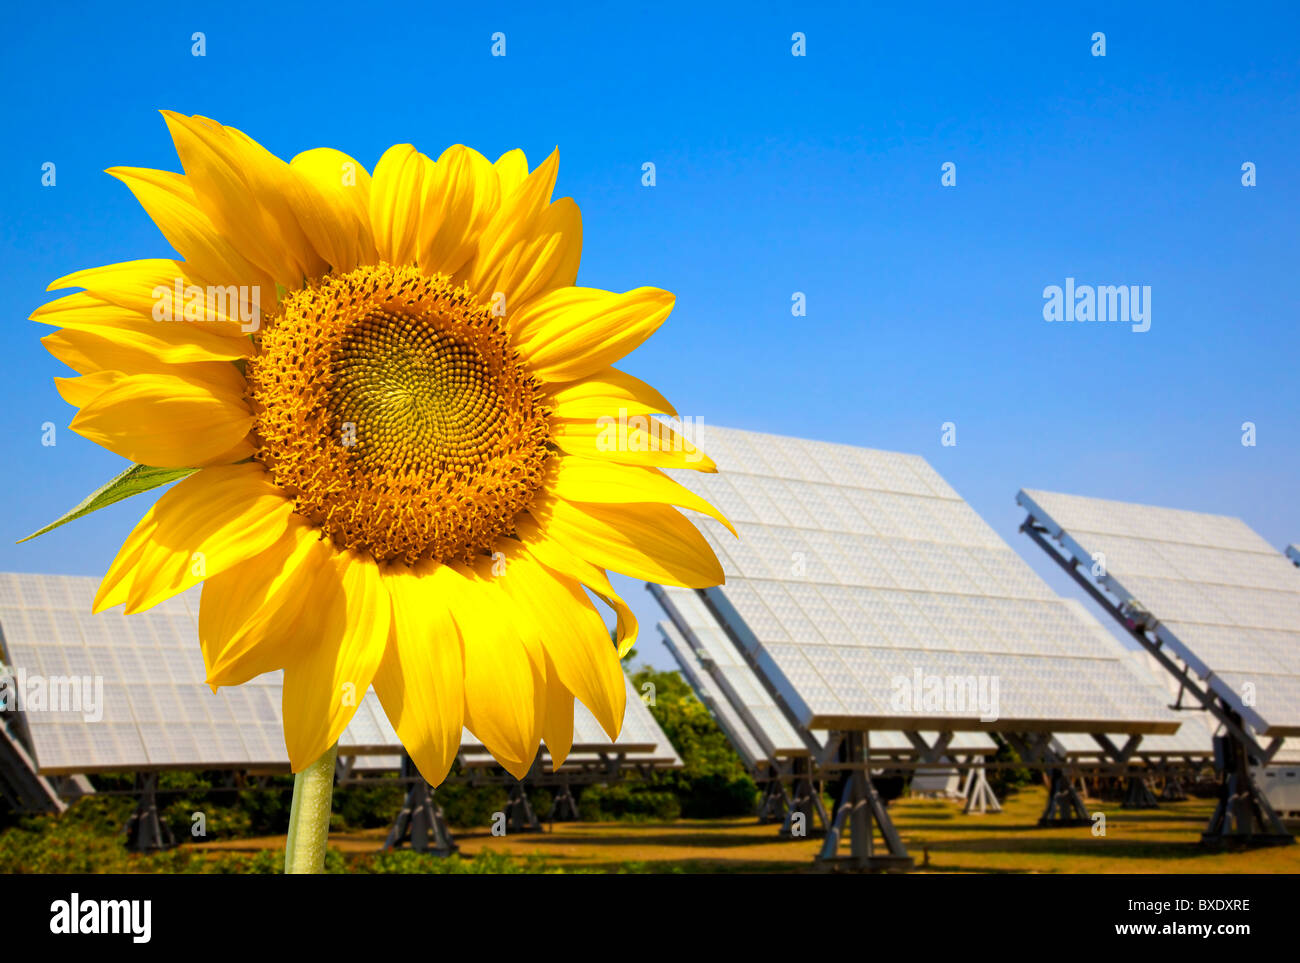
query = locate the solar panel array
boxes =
[665,427,1179,734]
[1019,491,1300,735]
[0,572,680,777]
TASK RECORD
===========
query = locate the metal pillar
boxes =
[1202,729,1293,848]
[816,732,913,872]
[505,770,544,834]
[547,776,580,822]
[756,775,791,824]
[781,756,829,837]
[1038,767,1091,827]
[1159,772,1188,801]
[383,755,457,856]
[961,762,1002,814]
[123,772,175,852]
[1122,773,1160,809]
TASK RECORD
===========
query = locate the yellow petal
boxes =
[493,149,529,195]
[53,370,122,410]
[548,366,678,420]
[550,415,716,472]
[373,561,464,787]
[200,516,328,687]
[449,563,545,779]
[94,463,295,614]
[417,145,501,277]
[282,551,392,771]
[107,166,275,300]
[515,512,640,656]
[33,288,249,341]
[502,551,626,740]
[529,494,724,588]
[541,657,575,769]
[464,149,561,299]
[287,147,377,273]
[471,197,581,313]
[368,144,428,266]
[42,329,247,390]
[69,370,253,467]
[162,112,324,284]
[511,286,672,382]
[551,456,736,537]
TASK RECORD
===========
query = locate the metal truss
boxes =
[815,731,913,872]
[1021,513,1294,847]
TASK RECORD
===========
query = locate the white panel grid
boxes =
[0,573,415,772]
[1022,489,1300,733]
[660,428,1179,733]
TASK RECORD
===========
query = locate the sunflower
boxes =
[34,112,731,786]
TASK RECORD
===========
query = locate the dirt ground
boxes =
[192,784,1300,873]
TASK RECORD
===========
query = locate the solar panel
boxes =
[1288,545,1300,568]
[1018,491,1300,736]
[662,427,1179,735]
[651,583,814,758]
[655,585,997,764]
[657,619,768,771]
[0,572,402,773]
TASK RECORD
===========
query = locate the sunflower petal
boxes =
[287,147,377,273]
[548,366,677,420]
[200,516,327,687]
[374,561,464,787]
[529,493,724,588]
[94,463,295,614]
[368,145,428,266]
[418,145,501,277]
[550,415,716,472]
[449,564,545,779]
[161,112,324,284]
[510,286,672,382]
[282,551,392,771]
[552,456,736,536]
[69,371,253,467]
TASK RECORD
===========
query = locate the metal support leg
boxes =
[1159,771,1188,801]
[781,756,829,837]
[1202,729,1294,848]
[1122,773,1160,809]
[756,776,791,824]
[506,772,544,834]
[547,776,580,822]
[123,772,175,852]
[383,755,457,856]
[1039,767,1091,827]
[815,732,913,872]
[963,764,1002,814]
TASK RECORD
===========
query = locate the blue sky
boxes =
[1,1,1297,671]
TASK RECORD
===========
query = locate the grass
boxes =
[183,784,1300,874]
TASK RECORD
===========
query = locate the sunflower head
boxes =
[34,112,732,783]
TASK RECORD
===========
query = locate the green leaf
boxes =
[17,464,197,544]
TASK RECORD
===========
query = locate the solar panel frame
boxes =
[1017,490,1300,737]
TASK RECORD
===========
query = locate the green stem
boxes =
[284,742,338,874]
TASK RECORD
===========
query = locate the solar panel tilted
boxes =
[652,425,1183,868]
[1017,488,1299,846]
